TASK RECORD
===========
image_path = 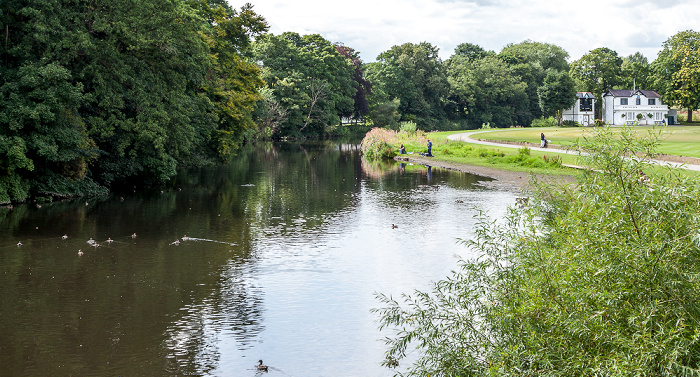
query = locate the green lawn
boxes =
[463,126,700,158]
[425,128,700,179]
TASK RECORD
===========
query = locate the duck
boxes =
[131,233,137,239]
[257,360,268,372]
[16,242,22,247]
[62,234,68,240]
[78,249,83,256]
[87,238,95,245]
[392,224,398,229]
[106,238,114,244]
[172,240,180,246]
[182,235,189,241]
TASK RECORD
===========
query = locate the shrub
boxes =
[399,121,417,134]
[374,125,700,375]
[561,119,579,127]
[530,116,557,128]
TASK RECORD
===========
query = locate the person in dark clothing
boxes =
[399,144,406,154]
[427,139,433,156]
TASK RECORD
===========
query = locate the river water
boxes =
[0,141,518,376]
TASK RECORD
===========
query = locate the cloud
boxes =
[243,0,699,63]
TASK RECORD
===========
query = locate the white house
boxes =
[602,89,670,125]
[562,92,595,126]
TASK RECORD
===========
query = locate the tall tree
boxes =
[537,70,577,126]
[335,44,372,122]
[252,32,356,137]
[0,0,268,202]
[445,54,527,128]
[365,42,450,129]
[652,30,700,123]
[499,40,570,124]
[570,47,622,118]
[620,52,652,90]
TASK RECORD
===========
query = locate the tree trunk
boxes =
[689,109,693,123]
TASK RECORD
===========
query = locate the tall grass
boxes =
[360,128,428,159]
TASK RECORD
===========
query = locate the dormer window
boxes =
[636,98,641,105]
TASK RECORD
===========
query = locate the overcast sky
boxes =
[238,0,697,63]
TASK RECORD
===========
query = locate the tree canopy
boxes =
[0,0,268,202]
[653,30,700,123]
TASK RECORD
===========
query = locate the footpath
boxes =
[447,131,700,172]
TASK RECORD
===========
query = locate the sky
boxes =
[235,0,698,63]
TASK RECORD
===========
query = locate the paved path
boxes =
[447,131,700,172]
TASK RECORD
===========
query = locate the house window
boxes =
[620,98,628,105]
[627,112,634,120]
[636,98,641,105]
[648,99,656,105]
[655,112,662,120]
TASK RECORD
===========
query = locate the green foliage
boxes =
[537,70,577,126]
[561,119,579,127]
[366,42,450,129]
[621,52,652,89]
[531,116,558,127]
[653,30,700,123]
[252,32,356,137]
[360,127,427,159]
[498,41,571,125]
[0,0,268,200]
[399,121,418,134]
[374,125,700,375]
[446,54,527,128]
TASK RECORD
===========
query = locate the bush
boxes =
[374,125,700,375]
[530,116,558,128]
[561,119,580,127]
[399,121,417,134]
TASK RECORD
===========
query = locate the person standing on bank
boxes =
[427,139,433,156]
[540,133,547,148]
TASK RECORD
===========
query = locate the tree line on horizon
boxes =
[2,0,699,203]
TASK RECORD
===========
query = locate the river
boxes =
[0,141,518,376]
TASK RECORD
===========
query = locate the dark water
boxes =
[0,141,518,376]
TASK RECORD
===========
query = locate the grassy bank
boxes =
[470,125,700,158]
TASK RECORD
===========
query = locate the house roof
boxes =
[576,92,594,98]
[603,89,661,98]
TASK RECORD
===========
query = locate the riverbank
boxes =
[394,154,577,192]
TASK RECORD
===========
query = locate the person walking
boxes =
[427,139,433,156]
[540,133,547,148]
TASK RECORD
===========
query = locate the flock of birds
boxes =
[14,233,193,256]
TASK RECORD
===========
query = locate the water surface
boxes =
[0,142,518,376]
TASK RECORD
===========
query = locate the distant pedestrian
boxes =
[399,144,406,154]
[427,139,433,156]
[540,133,547,148]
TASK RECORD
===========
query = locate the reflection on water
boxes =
[0,141,519,376]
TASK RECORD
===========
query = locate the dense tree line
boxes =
[1,1,698,203]
[1,0,267,202]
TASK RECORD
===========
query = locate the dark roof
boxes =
[576,92,594,98]
[603,89,661,98]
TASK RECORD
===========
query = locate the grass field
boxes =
[468,125,700,158]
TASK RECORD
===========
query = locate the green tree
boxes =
[445,54,527,128]
[537,70,577,126]
[0,0,268,201]
[620,52,652,90]
[366,42,450,129]
[198,2,268,159]
[570,47,622,118]
[375,125,700,375]
[252,32,356,137]
[653,30,700,123]
[499,40,570,124]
